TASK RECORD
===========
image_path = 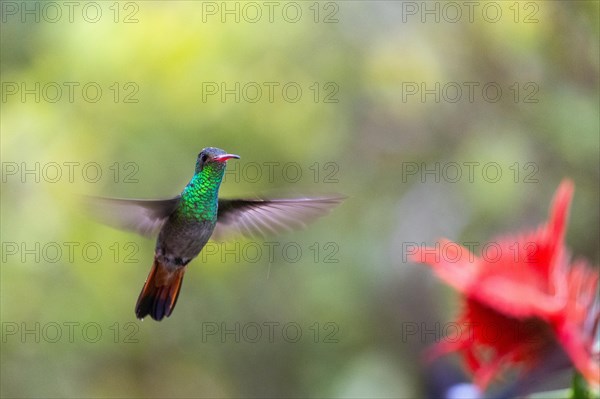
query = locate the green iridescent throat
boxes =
[177,162,226,221]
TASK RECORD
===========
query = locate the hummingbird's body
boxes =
[157,155,225,266]
[136,148,236,320]
[87,147,343,321]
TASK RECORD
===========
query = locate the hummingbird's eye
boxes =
[201,154,208,163]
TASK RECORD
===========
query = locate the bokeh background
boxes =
[1,1,598,398]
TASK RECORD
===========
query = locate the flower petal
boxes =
[409,239,479,293]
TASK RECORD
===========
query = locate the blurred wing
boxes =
[84,196,180,237]
[212,196,345,240]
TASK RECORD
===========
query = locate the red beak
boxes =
[213,154,240,162]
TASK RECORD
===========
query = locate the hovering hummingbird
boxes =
[87,147,344,321]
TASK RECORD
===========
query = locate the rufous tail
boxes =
[135,257,185,321]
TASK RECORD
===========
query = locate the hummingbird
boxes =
[87,147,344,321]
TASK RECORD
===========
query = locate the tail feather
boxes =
[135,258,186,321]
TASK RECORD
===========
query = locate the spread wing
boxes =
[83,196,181,237]
[212,196,345,241]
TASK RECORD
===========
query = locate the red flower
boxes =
[410,180,599,389]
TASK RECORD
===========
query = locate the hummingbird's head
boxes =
[195,147,240,174]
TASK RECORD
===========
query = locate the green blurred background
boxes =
[1,1,598,398]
